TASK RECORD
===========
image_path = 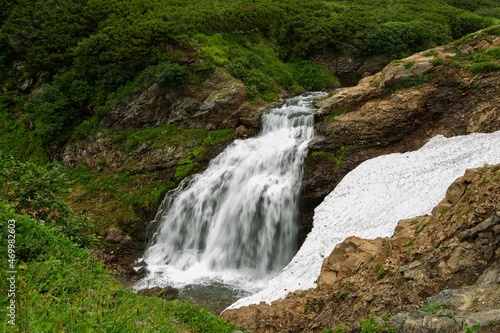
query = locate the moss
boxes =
[311,146,350,166]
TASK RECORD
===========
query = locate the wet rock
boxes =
[137,286,179,300]
[234,125,253,139]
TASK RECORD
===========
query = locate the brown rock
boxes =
[105,227,125,243]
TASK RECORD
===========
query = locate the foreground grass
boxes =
[0,202,242,332]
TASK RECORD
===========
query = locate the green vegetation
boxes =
[374,262,387,279]
[451,30,500,74]
[65,165,170,235]
[1,0,499,149]
[0,202,242,332]
[359,316,395,333]
[465,323,482,333]
[423,302,443,314]
[311,146,350,166]
[0,156,97,247]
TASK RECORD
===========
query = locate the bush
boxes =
[452,13,490,39]
[292,60,337,91]
[156,60,189,88]
[363,20,451,57]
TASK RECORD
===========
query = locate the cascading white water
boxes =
[136,93,324,293]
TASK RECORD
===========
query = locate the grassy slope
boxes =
[0,202,242,332]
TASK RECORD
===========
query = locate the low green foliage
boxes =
[66,165,170,235]
[359,316,395,333]
[423,302,443,314]
[464,323,481,333]
[311,146,350,166]
[470,61,500,73]
[430,57,444,65]
[0,203,242,332]
[0,155,96,246]
[404,61,416,69]
[374,262,387,279]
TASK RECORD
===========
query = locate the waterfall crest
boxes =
[136,93,324,292]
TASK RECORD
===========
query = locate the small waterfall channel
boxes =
[135,93,324,299]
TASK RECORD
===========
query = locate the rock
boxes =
[234,125,253,139]
[120,235,132,244]
[390,310,462,333]
[105,227,125,243]
[461,309,500,327]
[318,236,385,287]
[137,286,179,300]
[427,289,472,311]
[317,79,378,116]
[445,179,467,205]
[100,69,248,131]
[461,215,500,241]
[475,261,500,287]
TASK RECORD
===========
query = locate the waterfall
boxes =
[136,93,324,292]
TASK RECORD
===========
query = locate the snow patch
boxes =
[227,130,500,309]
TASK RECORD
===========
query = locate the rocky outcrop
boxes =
[222,164,500,333]
[100,69,259,130]
[302,29,500,215]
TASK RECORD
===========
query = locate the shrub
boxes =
[291,60,337,91]
[452,13,490,39]
[156,60,189,88]
[363,21,446,57]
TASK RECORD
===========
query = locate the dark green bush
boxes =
[452,13,490,39]
[156,61,189,88]
[292,60,337,91]
[363,20,452,57]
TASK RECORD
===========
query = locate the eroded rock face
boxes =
[302,32,500,214]
[100,69,256,130]
[222,164,500,333]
